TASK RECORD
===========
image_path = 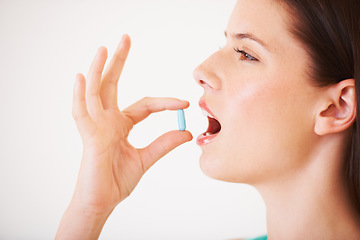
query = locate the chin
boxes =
[199,152,237,182]
[199,152,261,184]
[199,152,220,179]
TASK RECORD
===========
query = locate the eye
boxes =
[234,48,258,61]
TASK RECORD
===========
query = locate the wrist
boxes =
[56,201,112,240]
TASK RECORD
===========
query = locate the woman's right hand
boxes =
[56,35,192,239]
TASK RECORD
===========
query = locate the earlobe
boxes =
[314,79,356,136]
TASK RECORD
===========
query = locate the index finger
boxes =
[122,97,190,125]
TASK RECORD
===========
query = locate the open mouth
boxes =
[204,111,221,136]
[197,100,222,145]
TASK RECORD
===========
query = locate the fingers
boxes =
[86,47,108,116]
[139,130,193,171]
[123,97,190,125]
[100,35,131,109]
[72,74,96,139]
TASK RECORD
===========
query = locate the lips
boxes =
[197,99,221,145]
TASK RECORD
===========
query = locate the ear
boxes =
[314,79,357,136]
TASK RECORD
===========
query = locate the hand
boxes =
[56,35,192,239]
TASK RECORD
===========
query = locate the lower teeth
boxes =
[205,132,212,136]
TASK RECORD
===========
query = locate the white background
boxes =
[0,0,266,239]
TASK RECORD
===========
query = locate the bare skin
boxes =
[56,0,360,239]
[193,0,360,239]
[55,35,192,239]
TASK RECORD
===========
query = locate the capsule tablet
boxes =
[177,109,186,131]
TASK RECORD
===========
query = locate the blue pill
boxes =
[177,109,186,131]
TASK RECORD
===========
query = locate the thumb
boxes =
[139,130,193,171]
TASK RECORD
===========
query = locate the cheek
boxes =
[210,76,317,182]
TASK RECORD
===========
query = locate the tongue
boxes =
[207,117,221,134]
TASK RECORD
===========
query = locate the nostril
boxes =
[198,78,217,90]
[193,63,221,90]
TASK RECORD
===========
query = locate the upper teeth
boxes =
[202,109,215,119]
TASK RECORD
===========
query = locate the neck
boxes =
[255,136,360,240]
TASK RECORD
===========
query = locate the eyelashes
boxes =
[217,45,260,62]
[233,48,259,61]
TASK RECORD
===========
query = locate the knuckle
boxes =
[72,107,87,121]
[141,96,152,111]
[86,91,98,97]
[72,109,80,120]
[103,76,116,86]
[141,96,151,102]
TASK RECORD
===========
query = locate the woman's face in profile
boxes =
[194,0,322,184]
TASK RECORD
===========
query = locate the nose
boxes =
[193,51,222,90]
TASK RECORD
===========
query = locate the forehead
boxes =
[226,0,292,53]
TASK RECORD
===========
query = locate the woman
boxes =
[56,0,360,239]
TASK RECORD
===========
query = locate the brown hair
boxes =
[278,0,360,212]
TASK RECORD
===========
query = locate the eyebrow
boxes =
[224,31,270,52]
